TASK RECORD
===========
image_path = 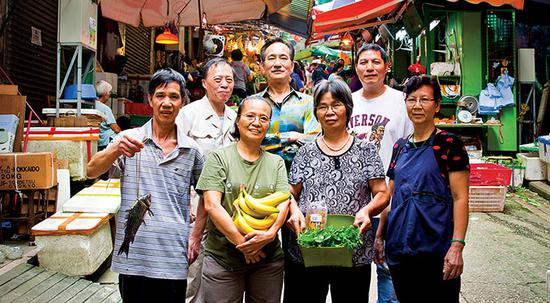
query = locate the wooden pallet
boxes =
[0,263,121,303]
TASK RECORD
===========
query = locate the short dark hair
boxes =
[149,68,186,97]
[312,79,354,125]
[404,75,442,103]
[355,43,389,64]
[260,38,295,62]
[201,57,232,79]
[231,49,243,61]
[230,96,273,140]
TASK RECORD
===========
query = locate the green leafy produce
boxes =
[297,225,363,250]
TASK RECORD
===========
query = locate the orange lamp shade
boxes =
[155,28,179,45]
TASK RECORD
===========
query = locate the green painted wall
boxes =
[461,12,483,97]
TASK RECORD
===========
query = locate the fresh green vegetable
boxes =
[297,225,363,250]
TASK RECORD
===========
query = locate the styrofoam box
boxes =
[34,213,112,276]
[63,182,121,214]
[538,135,550,164]
[517,153,547,181]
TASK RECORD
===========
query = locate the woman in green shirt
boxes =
[196,96,290,303]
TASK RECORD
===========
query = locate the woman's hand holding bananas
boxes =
[232,185,290,263]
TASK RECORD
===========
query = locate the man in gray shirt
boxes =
[87,68,204,302]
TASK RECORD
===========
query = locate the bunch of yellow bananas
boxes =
[232,186,290,235]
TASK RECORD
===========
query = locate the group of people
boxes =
[87,38,470,303]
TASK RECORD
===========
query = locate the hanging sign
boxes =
[31,27,42,46]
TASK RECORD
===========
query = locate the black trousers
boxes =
[283,261,371,303]
[119,274,187,303]
[388,254,460,303]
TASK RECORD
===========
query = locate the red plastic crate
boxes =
[124,102,153,116]
[469,163,512,186]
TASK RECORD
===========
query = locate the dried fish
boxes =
[118,193,153,256]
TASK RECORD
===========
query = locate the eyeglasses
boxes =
[316,102,345,114]
[405,97,435,105]
[241,113,270,124]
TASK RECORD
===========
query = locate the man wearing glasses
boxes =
[349,43,413,303]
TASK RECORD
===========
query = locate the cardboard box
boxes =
[0,95,26,152]
[0,152,57,190]
[0,85,18,95]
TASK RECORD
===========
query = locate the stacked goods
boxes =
[231,185,289,235]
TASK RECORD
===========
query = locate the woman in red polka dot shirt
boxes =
[381,75,470,303]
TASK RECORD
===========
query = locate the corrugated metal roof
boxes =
[5,0,57,112]
[125,23,152,75]
[268,0,313,37]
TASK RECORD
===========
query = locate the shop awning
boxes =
[312,0,404,37]
[267,0,313,38]
[99,0,290,27]
[295,45,352,60]
[446,0,524,10]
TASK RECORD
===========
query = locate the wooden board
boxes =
[29,275,79,303]
[1,270,55,302]
[65,283,101,303]
[82,285,115,303]
[50,279,92,303]
[0,263,33,287]
[13,272,67,303]
[100,290,122,303]
[0,266,45,296]
[0,264,121,303]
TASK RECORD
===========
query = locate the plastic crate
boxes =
[469,163,512,186]
[299,214,355,268]
[469,186,506,212]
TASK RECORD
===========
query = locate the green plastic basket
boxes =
[299,214,355,268]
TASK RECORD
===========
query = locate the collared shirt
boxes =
[95,100,117,147]
[175,96,237,156]
[109,120,204,280]
[256,88,320,165]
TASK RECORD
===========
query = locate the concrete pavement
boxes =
[460,188,550,303]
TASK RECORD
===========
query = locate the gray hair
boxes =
[312,79,354,125]
[95,80,113,98]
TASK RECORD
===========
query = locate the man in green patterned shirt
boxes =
[256,38,320,168]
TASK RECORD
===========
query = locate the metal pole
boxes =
[59,49,78,98]
[197,0,204,61]
[77,45,82,116]
[532,85,536,139]
[56,43,61,118]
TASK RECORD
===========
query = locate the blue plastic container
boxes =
[63,84,97,100]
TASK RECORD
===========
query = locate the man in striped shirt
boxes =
[87,68,204,302]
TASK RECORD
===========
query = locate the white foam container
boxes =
[32,212,112,276]
[63,179,121,213]
[25,127,99,180]
[517,153,547,181]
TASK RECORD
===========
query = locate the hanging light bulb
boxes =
[155,26,179,45]
[246,38,255,57]
[341,32,353,46]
